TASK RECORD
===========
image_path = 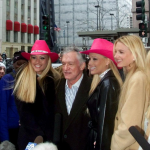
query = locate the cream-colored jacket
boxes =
[111,71,149,150]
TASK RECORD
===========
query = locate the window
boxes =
[21,46,25,51]
[34,34,37,42]
[6,31,10,42]
[28,17,31,24]
[15,1,18,8]
[14,32,18,42]
[6,12,10,20]
[21,33,24,43]
[28,46,32,53]
[21,15,24,23]
[28,34,31,43]
[21,4,24,11]
[14,14,18,21]
[7,0,10,6]
[34,8,36,13]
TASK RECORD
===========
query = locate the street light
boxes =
[66,21,70,45]
[110,13,114,30]
[95,5,100,30]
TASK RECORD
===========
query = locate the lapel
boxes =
[57,78,68,119]
[64,74,91,132]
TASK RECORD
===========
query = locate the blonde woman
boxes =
[13,40,60,150]
[111,35,149,150]
[81,38,122,150]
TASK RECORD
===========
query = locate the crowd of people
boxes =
[0,35,150,150]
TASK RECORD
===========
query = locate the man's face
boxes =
[0,66,5,78]
[13,60,27,71]
[62,51,85,85]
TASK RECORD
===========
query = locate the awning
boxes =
[28,24,33,33]
[34,25,39,34]
[21,23,27,33]
[6,20,13,30]
[14,21,20,32]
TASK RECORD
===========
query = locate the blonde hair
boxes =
[13,57,60,103]
[89,59,123,95]
[114,35,148,111]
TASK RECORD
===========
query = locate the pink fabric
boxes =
[81,38,117,66]
[21,40,58,62]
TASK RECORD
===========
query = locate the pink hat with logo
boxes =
[81,38,117,66]
[21,40,58,62]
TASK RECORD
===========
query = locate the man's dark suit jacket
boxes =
[55,74,92,150]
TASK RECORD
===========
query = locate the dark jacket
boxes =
[15,75,56,150]
[87,70,120,150]
[55,74,92,150]
[0,73,19,142]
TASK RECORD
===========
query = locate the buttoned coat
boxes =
[111,70,149,150]
[55,74,92,150]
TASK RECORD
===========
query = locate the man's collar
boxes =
[66,73,83,89]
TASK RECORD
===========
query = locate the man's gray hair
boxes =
[62,46,85,65]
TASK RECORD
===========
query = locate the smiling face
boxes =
[0,66,5,78]
[62,51,85,85]
[88,53,109,75]
[30,55,49,74]
[114,42,134,71]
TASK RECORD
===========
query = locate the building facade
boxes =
[54,0,132,48]
[0,0,40,58]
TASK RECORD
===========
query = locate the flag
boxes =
[54,24,61,31]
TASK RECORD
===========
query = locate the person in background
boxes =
[0,51,27,149]
[13,40,60,150]
[0,62,6,79]
[0,54,3,62]
[55,47,92,150]
[81,38,122,150]
[111,35,149,150]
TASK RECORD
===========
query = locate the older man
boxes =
[55,47,92,150]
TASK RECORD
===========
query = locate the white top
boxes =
[65,74,83,114]
[99,69,111,79]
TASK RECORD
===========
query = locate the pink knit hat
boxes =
[21,40,58,62]
[81,38,117,66]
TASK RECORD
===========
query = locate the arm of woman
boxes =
[111,73,147,150]
[96,81,119,150]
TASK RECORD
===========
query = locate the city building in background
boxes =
[54,0,132,49]
[0,0,39,58]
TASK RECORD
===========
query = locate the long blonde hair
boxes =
[89,59,123,95]
[13,57,60,103]
[114,35,148,111]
